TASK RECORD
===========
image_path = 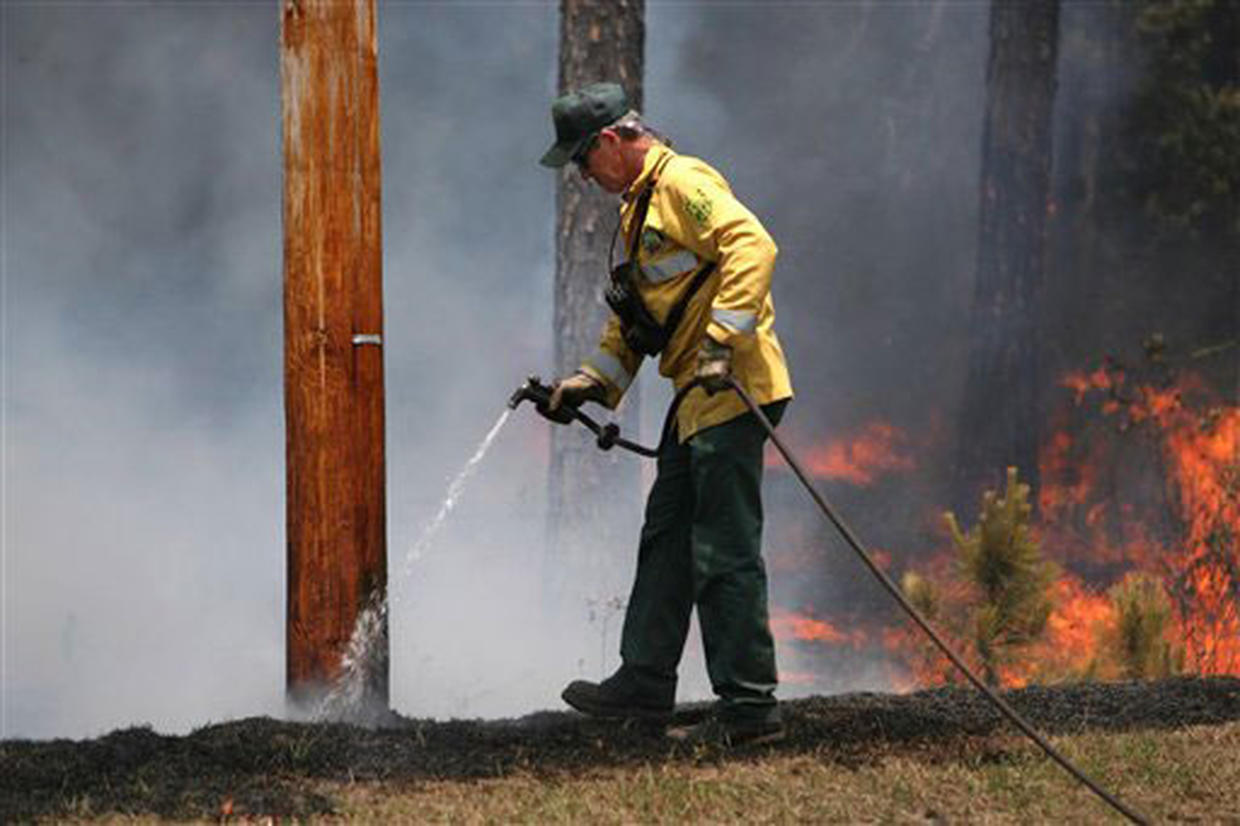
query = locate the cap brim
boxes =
[539,135,590,168]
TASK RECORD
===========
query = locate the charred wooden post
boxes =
[280,0,387,708]
[548,0,645,613]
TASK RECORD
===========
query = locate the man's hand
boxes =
[549,372,606,411]
[695,337,733,395]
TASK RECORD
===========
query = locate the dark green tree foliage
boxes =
[1127,0,1240,237]
[945,467,1058,687]
[1046,0,1238,465]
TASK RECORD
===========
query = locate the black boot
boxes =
[665,714,786,747]
[666,698,784,747]
[561,667,674,720]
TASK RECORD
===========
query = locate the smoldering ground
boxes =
[4,2,1227,741]
[3,677,1238,821]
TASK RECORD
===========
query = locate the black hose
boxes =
[557,380,702,458]
[568,407,660,457]
[717,375,1148,826]
[553,373,1147,821]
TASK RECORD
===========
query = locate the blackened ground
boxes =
[2,677,1237,821]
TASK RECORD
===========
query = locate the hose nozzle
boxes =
[508,375,550,409]
[507,375,575,424]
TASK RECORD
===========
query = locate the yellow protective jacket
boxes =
[578,143,793,442]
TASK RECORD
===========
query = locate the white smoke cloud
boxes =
[3,1,1004,738]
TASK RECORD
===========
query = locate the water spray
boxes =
[319,377,662,722]
[315,407,513,723]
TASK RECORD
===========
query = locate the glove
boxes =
[549,371,606,412]
[695,337,733,395]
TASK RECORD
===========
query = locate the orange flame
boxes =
[771,608,868,649]
[882,574,1116,689]
[1159,404,1240,674]
[1038,430,1100,512]
[1028,577,1115,681]
[771,609,848,643]
[1042,365,1238,676]
[785,362,1238,691]
[1061,367,1114,405]
[791,422,915,486]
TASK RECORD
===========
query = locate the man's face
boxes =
[576,130,629,194]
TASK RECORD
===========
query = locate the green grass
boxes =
[37,722,1239,823]
[316,723,1239,824]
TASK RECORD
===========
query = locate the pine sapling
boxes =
[945,467,1058,687]
[1105,573,1184,680]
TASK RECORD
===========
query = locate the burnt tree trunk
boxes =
[954,0,1061,516]
[281,0,387,708]
[548,0,645,626]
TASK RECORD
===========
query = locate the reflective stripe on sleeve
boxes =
[711,307,758,334]
[642,250,700,284]
[585,350,633,391]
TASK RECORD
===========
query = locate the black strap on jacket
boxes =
[607,177,717,356]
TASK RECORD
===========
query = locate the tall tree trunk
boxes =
[954,0,1061,516]
[281,0,387,708]
[548,0,644,629]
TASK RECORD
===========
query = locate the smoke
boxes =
[653,4,992,663]
[1,0,987,739]
[4,4,287,739]
[6,2,1221,738]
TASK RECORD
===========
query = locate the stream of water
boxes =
[314,408,513,722]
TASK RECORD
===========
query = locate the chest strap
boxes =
[605,178,716,357]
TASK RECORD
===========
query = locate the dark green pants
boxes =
[619,401,787,722]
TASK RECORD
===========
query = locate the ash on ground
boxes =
[2,677,1237,822]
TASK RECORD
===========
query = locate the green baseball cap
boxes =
[539,82,629,168]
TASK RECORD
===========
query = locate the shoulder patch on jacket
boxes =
[684,187,714,228]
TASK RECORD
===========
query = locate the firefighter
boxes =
[541,82,793,746]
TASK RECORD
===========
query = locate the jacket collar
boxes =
[623,143,675,203]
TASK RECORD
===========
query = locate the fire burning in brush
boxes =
[883,564,1133,689]
[772,421,915,486]
[771,608,869,649]
[878,351,1237,690]
[1044,361,1239,676]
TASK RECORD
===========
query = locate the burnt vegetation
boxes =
[2,677,1237,821]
